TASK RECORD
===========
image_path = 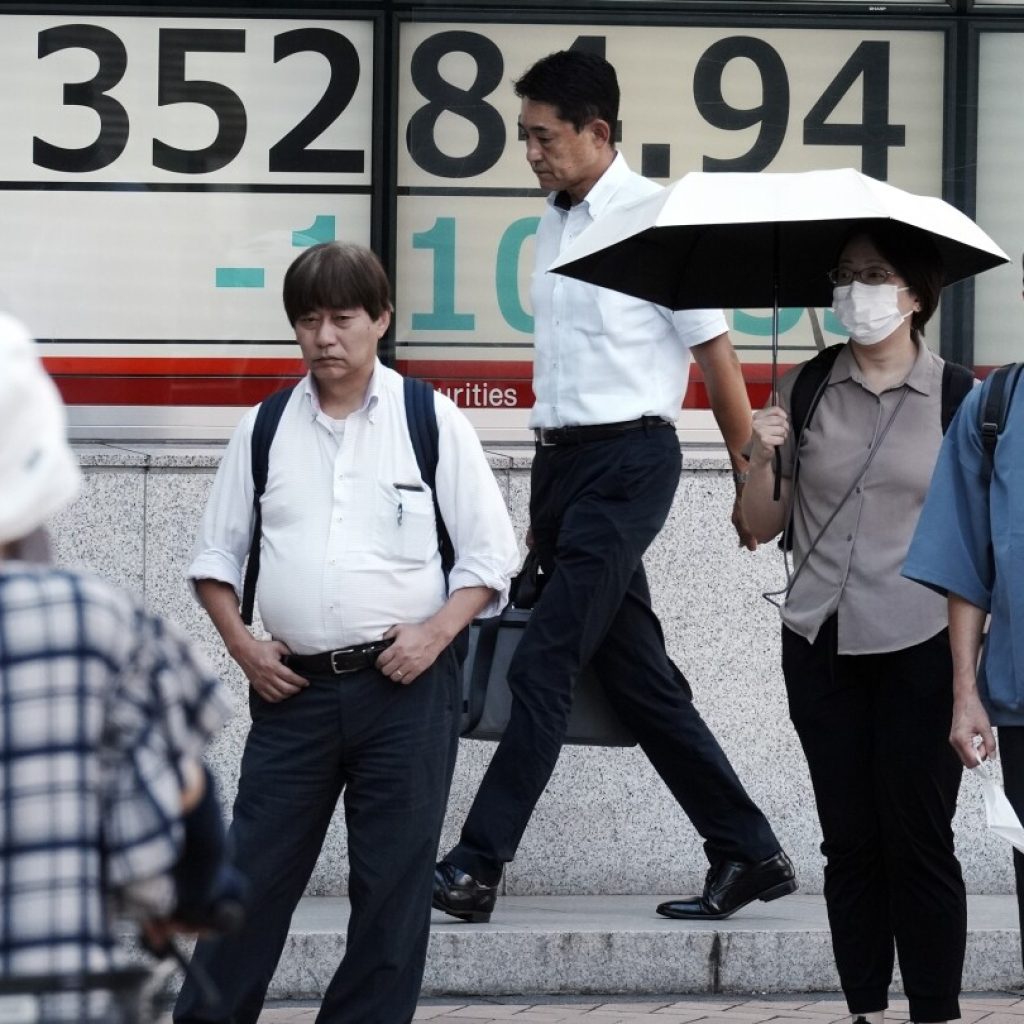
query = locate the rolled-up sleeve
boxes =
[902,386,994,610]
[433,396,519,617]
[188,407,258,598]
[669,307,730,350]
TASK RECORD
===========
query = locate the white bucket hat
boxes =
[0,313,81,546]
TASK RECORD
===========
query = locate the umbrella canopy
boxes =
[548,167,1009,311]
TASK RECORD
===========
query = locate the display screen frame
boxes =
[0,2,1008,441]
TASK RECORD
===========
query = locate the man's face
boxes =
[293,306,390,386]
[519,99,610,203]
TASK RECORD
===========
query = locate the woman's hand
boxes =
[740,406,793,543]
[750,406,790,466]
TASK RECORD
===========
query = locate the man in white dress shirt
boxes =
[174,243,519,1024]
[433,49,795,925]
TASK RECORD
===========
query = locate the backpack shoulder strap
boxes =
[940,360,975,434]
[403,376,454,580]
[778,344,843,553]
[240,384,295,626]
[789,343,844,450]
[979,362,1024,484]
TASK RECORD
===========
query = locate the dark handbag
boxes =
[460,552,636,746]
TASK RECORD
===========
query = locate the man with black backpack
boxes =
[173,242,518,1024]
[904,271,1024,968]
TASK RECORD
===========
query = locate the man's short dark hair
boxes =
[283,242,392,325]
[514,50,619,134]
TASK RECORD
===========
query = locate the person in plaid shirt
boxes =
[0,312,232,982]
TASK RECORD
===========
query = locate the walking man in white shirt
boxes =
[174,242,519,1024]
[433,49,795,925]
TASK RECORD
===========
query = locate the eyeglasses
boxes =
[827,266,898,287]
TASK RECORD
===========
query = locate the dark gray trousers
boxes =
[449,427,780,882]
[174,649,460,1024]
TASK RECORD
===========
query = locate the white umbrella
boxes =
[550,167,1008,310]
[549,167,1009,397]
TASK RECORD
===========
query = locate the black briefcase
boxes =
[460,553,636,747]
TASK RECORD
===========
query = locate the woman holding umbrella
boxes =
[741,220,968,1024]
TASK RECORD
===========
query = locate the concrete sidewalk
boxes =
[252,992,1024,1023]
[253,893,1021,999]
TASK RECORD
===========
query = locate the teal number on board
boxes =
[823,308,845,335]
[733,307,804,337]
[411,218,475,331]
[292,215,337,247]
[495,217,539,334]
[216,267,264,288]
[732,306,848,342]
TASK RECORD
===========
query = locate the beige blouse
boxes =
[774,341,949,655]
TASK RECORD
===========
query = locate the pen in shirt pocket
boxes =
[393,482,424,526]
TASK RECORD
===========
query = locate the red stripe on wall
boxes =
[43,357,1004,410]
[43,357,305,375]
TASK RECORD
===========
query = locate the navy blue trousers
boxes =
[448,426,780,882]
[783,618,965,1023]
[996,726,1024,969]
[174,650,460,1024]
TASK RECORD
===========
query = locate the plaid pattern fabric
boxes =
[0,563,230,976]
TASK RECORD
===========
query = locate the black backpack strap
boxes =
[979,362,1024,485]
[403,376,469,663]
[240,385,295,626]
[779,344,843,551]
[940,360,975,434]
[402,376,454,580]
[789,344,844,452]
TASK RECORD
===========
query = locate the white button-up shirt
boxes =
[530,153,729,429]
[189,362,519,655]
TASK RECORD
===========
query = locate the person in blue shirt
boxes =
[903,266,1024,965]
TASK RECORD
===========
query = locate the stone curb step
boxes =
[261,894,1023,999]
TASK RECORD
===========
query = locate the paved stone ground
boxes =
[223,992,1024,1023]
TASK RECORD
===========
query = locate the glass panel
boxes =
[974,31,1024,370]
[396,18,947,431]
[0,13,375,438]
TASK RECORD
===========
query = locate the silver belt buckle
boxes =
[536,428,556,447]
[330,649,359,675]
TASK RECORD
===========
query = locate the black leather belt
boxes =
[285,638,394,677]
[534,416,671,447]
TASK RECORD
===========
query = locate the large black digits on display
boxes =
[694,36,789,172]
[152,28,247,174]
[34,24,129,173]
[519,35,615,143]
[803,41,905,180]
[270,28,363,174]
[407,31,505,178]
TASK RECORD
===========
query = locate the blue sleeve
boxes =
[902,385,994,611]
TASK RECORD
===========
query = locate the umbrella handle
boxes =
[769,230,782,501]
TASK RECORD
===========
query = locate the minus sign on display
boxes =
[216,268,266,288]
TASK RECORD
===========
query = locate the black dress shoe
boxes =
[656,851,797,920]
[432,860,498,923]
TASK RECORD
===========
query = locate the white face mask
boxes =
[831,281,912,346]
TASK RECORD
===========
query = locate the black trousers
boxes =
[783,617,965,1023]
[173,650,460,1024]
[996,725,1024,969]
[448,427,780,883]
